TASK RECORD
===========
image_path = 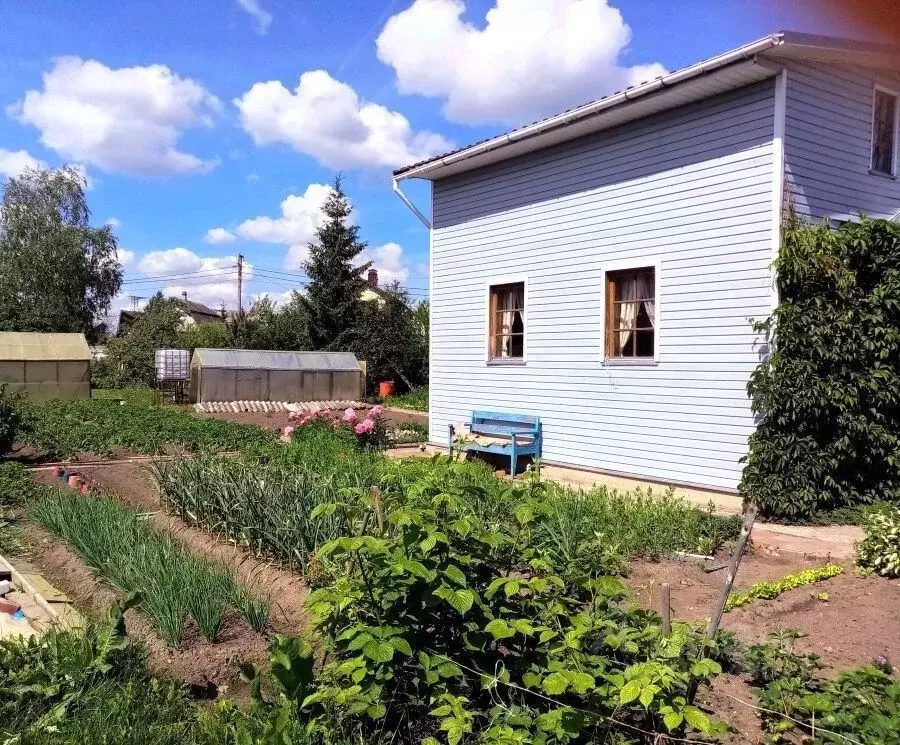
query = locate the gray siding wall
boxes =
[429,80,776,491]
[784,61,900,221]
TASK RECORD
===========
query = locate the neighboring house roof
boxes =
[0,332,91,361]
[118,299,226,333]
[394,31,900,182]
[192,348,360,371]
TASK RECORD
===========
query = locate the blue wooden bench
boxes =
[448,411,542,477]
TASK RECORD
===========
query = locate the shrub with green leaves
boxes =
[265,474,731,745]
[746,629,900,744]
[0,383,22,454]
[857,504,900,578]
[742,215,900,519]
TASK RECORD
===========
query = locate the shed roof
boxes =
[192,348,360,371]
[0,332,91,361]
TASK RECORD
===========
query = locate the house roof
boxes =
[192,348,361,372]
[394,31,900,183]
[0,332,91,361]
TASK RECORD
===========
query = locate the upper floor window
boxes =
[488,282,525,360]
[871,88,898,176]
[605,267,656,359]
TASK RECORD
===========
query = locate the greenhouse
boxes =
[0,332,91,400]
[189,348,364,403]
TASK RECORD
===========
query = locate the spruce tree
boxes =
[301,177,370,350]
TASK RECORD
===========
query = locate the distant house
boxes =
[360,268,387,304]
[118,294,226,334]
[393,31,900,493]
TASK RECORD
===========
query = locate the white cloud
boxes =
[10,57,221,176]
[376,0,667,125]
[237,183,332,268]
[236,0,272,35]
[246,172,260,183]
[0,148,46,179]
[203,227,237,244]
[234,69,451,169]
[116,248,135,266]
[106,217,121,228]
[360,241,410,286]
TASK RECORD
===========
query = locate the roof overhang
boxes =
[394,31,900,183]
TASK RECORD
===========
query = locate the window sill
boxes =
[486,359,526,367]
[868,168,897,180]
[603,358,659,367]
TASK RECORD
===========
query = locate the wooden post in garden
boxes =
[660,583,671,635]
[706,504,757,641]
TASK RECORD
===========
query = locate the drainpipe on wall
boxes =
[392,177,432,229]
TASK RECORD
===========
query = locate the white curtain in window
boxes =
[499,284,524,357]
[637,272,655,327]
[617,276,637,353]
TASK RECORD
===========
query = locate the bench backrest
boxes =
[470,410,541,437]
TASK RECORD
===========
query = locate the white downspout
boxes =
[392,177,431,229]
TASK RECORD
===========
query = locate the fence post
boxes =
[706,504,757,640]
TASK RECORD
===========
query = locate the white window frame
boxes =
[484,276,528,365]
[600,258,661,366]
[870,84,899,177]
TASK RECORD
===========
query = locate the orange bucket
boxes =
[378,380,395,398]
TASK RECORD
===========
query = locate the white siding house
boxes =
[393,32,900,493]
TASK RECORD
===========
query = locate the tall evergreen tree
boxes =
[301,177,370,350]
[0,166,122,341]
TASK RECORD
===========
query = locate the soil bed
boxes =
[20,520,268,696]
[32,463,309,636]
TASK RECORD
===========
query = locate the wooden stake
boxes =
[660,583,671,635]
[706,503,757,640]
[370,486,384,535]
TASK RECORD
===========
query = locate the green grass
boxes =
[382,386,428,412]
[91,387,158,407]
[29,487,268,646]
[15,397,273,459]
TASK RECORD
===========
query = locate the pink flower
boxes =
[283,426,295,437]
[354,418,375,435]
[342,408,357,422]
[371,405,383,417]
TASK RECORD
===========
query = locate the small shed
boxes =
[0,332,91,401]
[190,349,363,403]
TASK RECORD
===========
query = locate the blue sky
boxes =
[0,0,858,318]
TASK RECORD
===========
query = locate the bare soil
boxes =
[629,548,900,743]
[33,463,309,636]
[21,521,268,697]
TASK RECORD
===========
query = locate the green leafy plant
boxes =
[15,397,272,459]
[295,476,728,744]
[742,215,900,519]
[29,485,269,646]
[382,386,429,412]
[725,564,843,611]
[857,504,900,578]
[746,630,900,744]
[0,383,22,454]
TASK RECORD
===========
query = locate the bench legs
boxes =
[448,423,454,458]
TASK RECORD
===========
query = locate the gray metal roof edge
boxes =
[394,29,899,182]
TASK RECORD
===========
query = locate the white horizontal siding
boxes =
[784,61,900,221]
[429,80,777,491]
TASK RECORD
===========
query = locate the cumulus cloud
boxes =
[10,57,221,176]
[0,148,46,179]
[376,0,667,125]
[116,248,135,266]
[237,183,332,268]
[360,241,410,286]
[106,217,121,228]
[203,227,237,244]
[234,70,451,169]
[236,0,272,34]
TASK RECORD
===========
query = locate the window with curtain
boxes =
[605,267,655,359]
[488,282,525,360]
[871,88,897,176]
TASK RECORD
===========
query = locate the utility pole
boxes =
[237,254,244,314]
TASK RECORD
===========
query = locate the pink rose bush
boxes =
[284,405,387,449]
